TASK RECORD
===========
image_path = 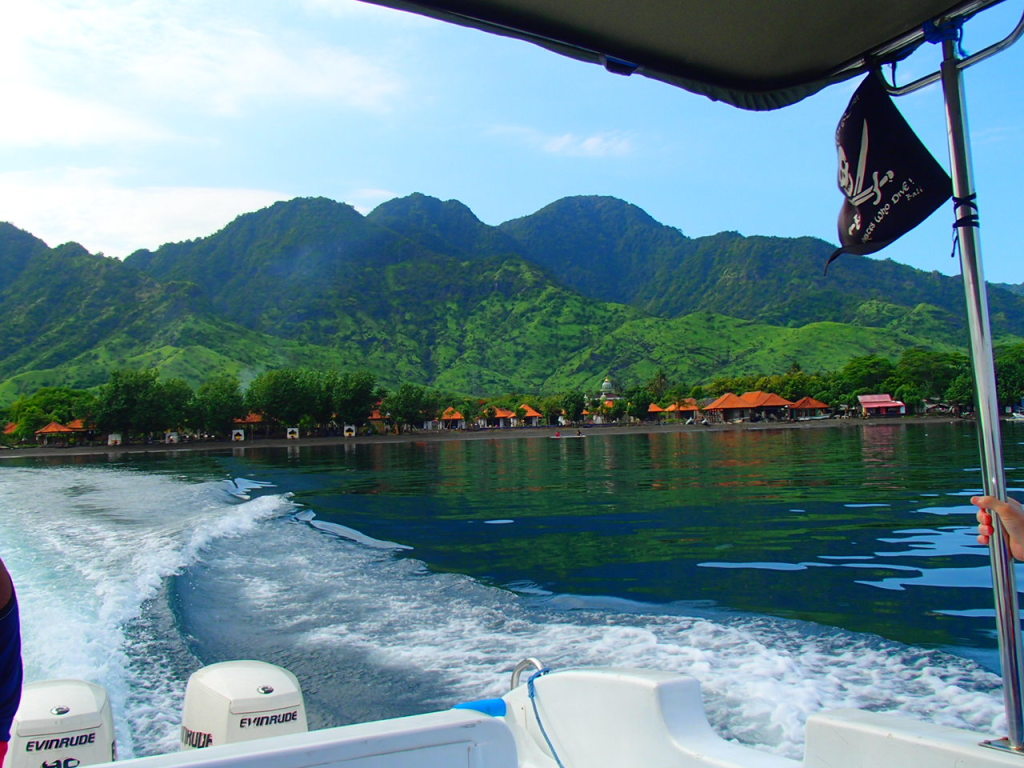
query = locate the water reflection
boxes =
[13,420,1020,664]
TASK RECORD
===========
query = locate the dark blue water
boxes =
[0,420,1017,758]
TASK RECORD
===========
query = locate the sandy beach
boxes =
[0,414,971,461]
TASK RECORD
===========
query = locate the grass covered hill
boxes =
[0,193,1018,405]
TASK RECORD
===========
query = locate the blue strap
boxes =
[922,18,968,57]
[527,669,568,768]
[452,698,507,717]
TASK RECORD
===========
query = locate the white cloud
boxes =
[123,21,404,115]
[0,0,406,148]
[0,85,171,147]
[0,168,287,257]
[489,125,635,157]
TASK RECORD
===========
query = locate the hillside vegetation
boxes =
[0,193,1020,406]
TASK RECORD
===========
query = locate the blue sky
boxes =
[2,0,1022,283]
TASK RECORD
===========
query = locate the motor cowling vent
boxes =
[180,661,307,751]
[7,680,115,768]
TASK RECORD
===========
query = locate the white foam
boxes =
[296,510,412,550]
[263,523,1004,760]
[0,467,295,757]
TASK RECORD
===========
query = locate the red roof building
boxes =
[702,393,752,422]
[704,393,751,410]
[740,391,793,408]
[35,421,73,434]
[519,404,543,427]
[665,398,700,414]
[857,394,906,417]
[441,407,466,429]
[480,406,516,428]
[35,421,78,445]
[790,396,830,411]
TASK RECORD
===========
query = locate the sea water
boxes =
[0,422,1017,759]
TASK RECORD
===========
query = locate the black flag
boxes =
[826,75,951,271]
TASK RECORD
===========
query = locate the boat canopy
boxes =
[358,0,1004,109]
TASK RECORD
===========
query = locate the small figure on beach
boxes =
[974,495,1024,560]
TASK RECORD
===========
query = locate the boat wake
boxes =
[0,467,294,757]
[183,507,1005,760]
[0,465,1006,761]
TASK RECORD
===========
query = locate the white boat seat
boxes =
[502,667,798,768]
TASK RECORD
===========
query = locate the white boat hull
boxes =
[67,667,1017,768]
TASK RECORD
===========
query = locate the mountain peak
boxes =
[0,222,54,284]
[225,196,363,232]
[505,195,666,231]
[498,195,691,304]
[370,193,478,222]
[367,193,516,258]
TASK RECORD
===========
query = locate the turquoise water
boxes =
[0,420,1017,758]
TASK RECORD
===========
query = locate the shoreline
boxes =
[0,414,975,461]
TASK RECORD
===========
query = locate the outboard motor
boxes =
[180,661,307,751]
[5,680,115,768]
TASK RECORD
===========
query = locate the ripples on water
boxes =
[0,421,1017,758]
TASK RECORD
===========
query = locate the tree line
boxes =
[5,343,1024,442]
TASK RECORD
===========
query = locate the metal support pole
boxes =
[940,37,1024,749]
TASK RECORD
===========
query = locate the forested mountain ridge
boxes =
[0,193,1019,404]
[496,195,1024,335]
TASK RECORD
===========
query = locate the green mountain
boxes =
[0,223,361,403]
[497,195,1024,338]
[0,194,1013,405]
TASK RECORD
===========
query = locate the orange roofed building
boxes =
[484,407,517,429]
[790,396,830,419]
[741,391,793,408]
[741,391,793,421]
[441,407,466,430]
[519,404,543,427]
[702,393,752,423]
[35,421,76,446]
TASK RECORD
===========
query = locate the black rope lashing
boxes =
[951,193,979,259]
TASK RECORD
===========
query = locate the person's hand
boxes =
[973,495,1024,560]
